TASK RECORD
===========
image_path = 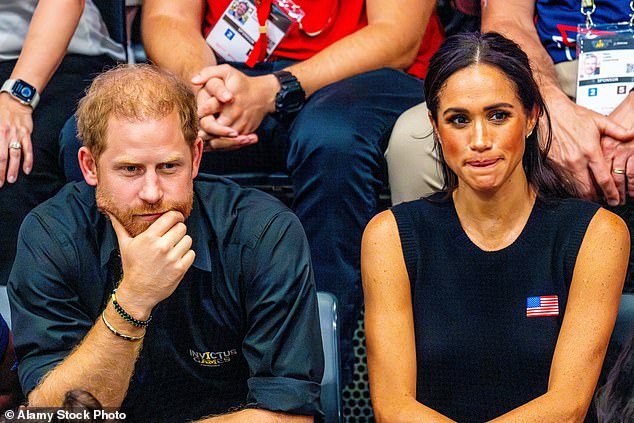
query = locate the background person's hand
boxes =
[0,93,34,188]
[543,93,634,205]
[601,91,634,203]
[108,210,195,319]
[192,69,259,151]
[192,64,278,149]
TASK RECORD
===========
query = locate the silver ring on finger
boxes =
[8,141,21,150]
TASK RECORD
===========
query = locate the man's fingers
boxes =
[144,210,185,237]
[627,155,634,197]
[203,78,234,104]
[611,159,627,205]
[192,64,231,85]
[198,97,222,118]
[180,249,196,272]
[203,134,258,152]
[172,234,194,261]
[107,212,132,244]
[161,221,188,249]
[199,115,238,138]
[599,115,634,143]
[589,158,620,206]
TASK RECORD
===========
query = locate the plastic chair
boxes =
[0,285,10,329]
[317,291,342,423]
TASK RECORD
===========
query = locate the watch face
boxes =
[279,88,305,114]
[12,80,36,103]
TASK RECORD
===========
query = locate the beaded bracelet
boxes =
[111,289,152,328]
[101,312,145,342]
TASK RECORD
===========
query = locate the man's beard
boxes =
[96,184,194,237]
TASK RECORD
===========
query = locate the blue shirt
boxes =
[9,174,323,422]
[535,0,630,63]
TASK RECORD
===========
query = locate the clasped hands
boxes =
[190,64,279,152]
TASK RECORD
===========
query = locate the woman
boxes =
[362,32,629,422]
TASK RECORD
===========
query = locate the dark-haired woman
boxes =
[362,32,629,422]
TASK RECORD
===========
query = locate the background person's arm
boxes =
[488,208,629,422]
[362,211,456,422]
[0,0,85,188]
[481,0,634,205]
[188,0,434,148]
[141,0,254,148]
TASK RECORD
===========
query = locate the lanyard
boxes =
[245,0,339,66]
[581,0,634,28]
[580,0,596,28]
[246,0,273,67]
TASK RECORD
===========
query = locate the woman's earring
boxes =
[526,130,533,139]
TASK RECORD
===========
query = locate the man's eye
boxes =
[125,166,138,173]
[160,163,178,172]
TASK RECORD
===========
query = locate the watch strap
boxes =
[273,70,305,117]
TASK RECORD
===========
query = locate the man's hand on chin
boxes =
[108,210,196,320]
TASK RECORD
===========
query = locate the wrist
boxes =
[0,92,34,112]
[113,281,154,321]
[102,304,146,339]
[261,73,280,114]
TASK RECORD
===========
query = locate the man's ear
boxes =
[78,146,98,186]
[191,137,203,179]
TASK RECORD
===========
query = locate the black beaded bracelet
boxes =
[111,289,152,328]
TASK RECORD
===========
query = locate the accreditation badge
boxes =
[206,0,303,63]
[576,22,634,115]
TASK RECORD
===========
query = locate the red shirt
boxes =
[202,0,444,79]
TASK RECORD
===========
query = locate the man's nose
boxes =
[138,171,163,204]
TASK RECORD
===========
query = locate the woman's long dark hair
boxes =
[424,32,578,200]
[594,332,634,422]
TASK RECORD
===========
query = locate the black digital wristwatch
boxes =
[273,70,305,118]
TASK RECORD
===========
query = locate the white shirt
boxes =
[0,0,125,62]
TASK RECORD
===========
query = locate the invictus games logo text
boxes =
[189,348,238,366]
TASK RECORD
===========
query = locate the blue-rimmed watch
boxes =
[1,79,40,109]
[273,70,305,118]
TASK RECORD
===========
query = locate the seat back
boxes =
[0,285,11,329]
[317,291,342,423]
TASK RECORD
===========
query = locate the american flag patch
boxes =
[526,295,559,317]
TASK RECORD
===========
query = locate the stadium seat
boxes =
[317,291,342,422]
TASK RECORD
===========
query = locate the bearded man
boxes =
[8,64,323,423]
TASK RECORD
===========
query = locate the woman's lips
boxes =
[467,158,499,167]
